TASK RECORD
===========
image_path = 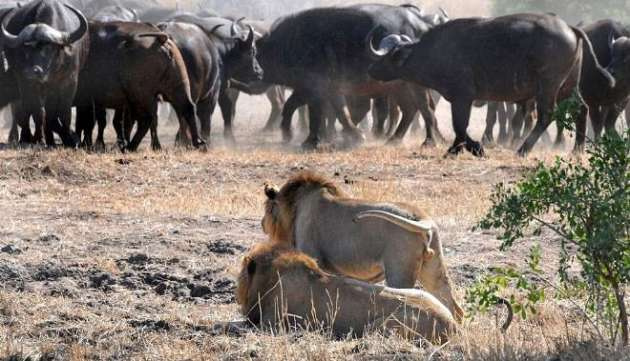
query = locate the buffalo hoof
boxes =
[8,133,18,145]
[516,146,530,158]
[572,144,585,154]
[421,138,436,148]
[447,143,465,156]
[301,137,320,151]
[152,142,162,151]
[93,140,106,153]
[116,139,128,153]
[466,140,485,157]
[282,128,293,143]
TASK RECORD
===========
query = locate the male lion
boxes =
[262,171,464,321]
[237,242,457,343]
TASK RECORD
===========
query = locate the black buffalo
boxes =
[158,20,262,144]
[164,15,262,143]
[368,13,615,157]
[573,20,630,150]
[1,0,89,147]
[254,4,435,149]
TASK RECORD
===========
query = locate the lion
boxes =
[261,171,464,321]
[237,242,457,343]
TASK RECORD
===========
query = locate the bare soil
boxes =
[0,96,626,360]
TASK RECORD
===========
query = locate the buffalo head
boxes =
[367,28,414,82]
[606,36,630,85]
[0,4,87,83]
[227,22,264,83]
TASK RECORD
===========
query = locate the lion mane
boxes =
[263,171,345,246]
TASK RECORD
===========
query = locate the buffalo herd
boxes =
[0,0,629,156]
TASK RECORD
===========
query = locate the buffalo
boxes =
[1,0,89,147]
[158,19,262,144]
[74,21,204,151]
[573,20,630,150]
[254,4,437,150]
[161,15,262,144]
[368,13,615,157]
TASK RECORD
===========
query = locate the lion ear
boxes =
[246,257,257,275]
[264,183,279,200]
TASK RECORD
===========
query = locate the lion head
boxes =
[236,242,328,319]
[261,171,345,246]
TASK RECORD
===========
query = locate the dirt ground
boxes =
[0,96,626,361]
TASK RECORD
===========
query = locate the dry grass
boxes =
[0,96,627,360]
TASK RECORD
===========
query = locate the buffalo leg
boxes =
[372,96,388,138]
[8,106,18,144]
[76,105,95,148]
[121,109,134,143]
[149,116,161,151]
[262,86,285,132]
[448,99,484,156]
[127,113,152,152]
[94,105,107,150]
[603,101,626,137]
[198,93,219,142]
[573,104,589,152]
[327,94,365,146]
[416,87,443,146]
[387,93,417,145]
[302,97,323,150]
[497,102,510,145]
[321,102,337,142]
[14,105,33,144]
[482,102,498,145]
[510,101,534,147]
[219,90,237,144]
[385,99,401,137]
[517,90,557,156]
[34,108,46,145]
[281,90,308,143]
[112,108,127,151]
[58,107,79,148]
[347,96,371,126]
[194,98,217,146]
[297,106,308,133]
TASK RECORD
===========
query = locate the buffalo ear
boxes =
[264,183,279,200]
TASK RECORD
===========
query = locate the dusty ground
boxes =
[0,96,626,361]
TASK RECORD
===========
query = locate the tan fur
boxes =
[261,171,464,321]
[237,242,456,343]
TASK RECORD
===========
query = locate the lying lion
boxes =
[262,171,464,320]
[237,242,457,343]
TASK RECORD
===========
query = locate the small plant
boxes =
[475,129,629,346]
[466,245,545,322]
[551,90,582,132]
